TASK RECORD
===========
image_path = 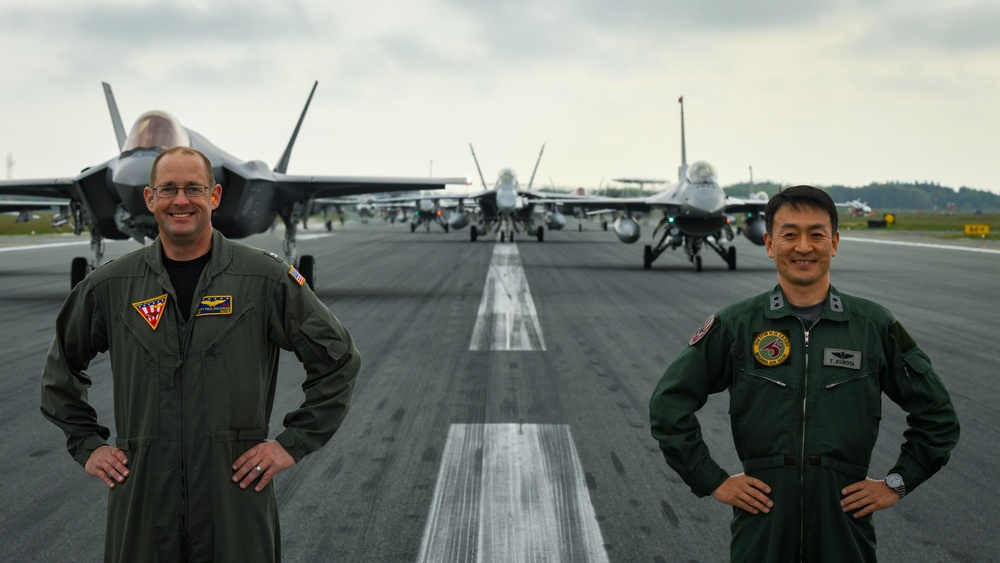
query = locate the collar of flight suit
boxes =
[763,284,852,323]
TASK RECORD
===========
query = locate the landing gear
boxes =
[411,223,417,233]
[643,245,653,270]
[500,232,506,243]
[471,226,478,242]
[694,255,702,272]
[578,224,583,232]
[444,224,449,233]
[536,226,544,242]
[602,220,608,231]
[325,220,333,232]
[726,247,737,270]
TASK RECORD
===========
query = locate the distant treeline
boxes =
[724,181,1000,213]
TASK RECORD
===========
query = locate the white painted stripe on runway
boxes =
[0,240,90,253]
[470,244,546,351]
[417,424,609,563]
[841,236,1000,254]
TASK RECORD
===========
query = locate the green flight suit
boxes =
[41,230,361,562]
[649,285,959,562]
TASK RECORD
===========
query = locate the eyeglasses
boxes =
[153,185,211,198]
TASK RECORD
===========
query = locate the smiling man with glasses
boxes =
[41,146,361,561]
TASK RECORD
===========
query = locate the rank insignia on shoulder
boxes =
[263,250,283,263]
[288,265,306,287]
[197,295,233,316]
[689,315,718,345]
[753,330,791,366]
[133,293,168,330]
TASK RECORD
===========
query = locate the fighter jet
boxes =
[0,199,70,227]
[459,143,576,243]
[0,82,469,287]
[571,97,767,271]
[837,199,872,216]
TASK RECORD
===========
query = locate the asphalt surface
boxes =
[1,220,997,562]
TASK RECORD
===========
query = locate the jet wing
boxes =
[274,174,470,199]
[722,196,768,214]
[0,178,78,201]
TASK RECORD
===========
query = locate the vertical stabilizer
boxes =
[102,82,127,152]
[526,143,545,192]
[275,81,318,174]
[469,144,489,190]
[677,96,688,182]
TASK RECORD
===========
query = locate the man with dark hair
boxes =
[41,146,361,562]
[649,185,959,561]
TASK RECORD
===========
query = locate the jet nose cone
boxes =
[496,191,516,213]
[113,151,160,190]
[684,187,726,216]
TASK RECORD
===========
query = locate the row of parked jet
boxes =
[0,85,771,289]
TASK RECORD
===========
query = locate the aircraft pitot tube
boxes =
[614,216,641,243]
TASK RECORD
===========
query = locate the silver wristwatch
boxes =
[885,473,907,498]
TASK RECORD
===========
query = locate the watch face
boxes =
[886,474,903,488]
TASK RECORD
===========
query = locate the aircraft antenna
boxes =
[102,82,127,152]
[469,144,489,190]
[526,143,545,191]
[275,81,318,174]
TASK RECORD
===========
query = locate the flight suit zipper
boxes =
[799,317,820,562]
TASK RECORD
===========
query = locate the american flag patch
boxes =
[133,293,168,330]
[288,265,306,287]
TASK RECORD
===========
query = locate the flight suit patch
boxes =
[197,295,233,316]
[753,330,790,366]
[823,348,861,370]
[288,265,306,287]
[689,315,718,345]
[133,293,168,330]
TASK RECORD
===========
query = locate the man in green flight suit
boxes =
[649,185,959,562]
[40,146,361,562]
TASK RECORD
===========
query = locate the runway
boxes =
[1,220,997,562]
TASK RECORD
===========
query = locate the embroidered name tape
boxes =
[197,296,233,316]
[823,348,862,370]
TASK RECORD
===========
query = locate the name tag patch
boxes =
[823,348,862,370]
[197,295,233,316]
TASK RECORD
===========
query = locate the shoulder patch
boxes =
[288,265,306,287]
[689,315,719,345]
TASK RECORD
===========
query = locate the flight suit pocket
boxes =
[730,368,797,455]
[814,370,880,459]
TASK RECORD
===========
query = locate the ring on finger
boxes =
[255,465,263,473]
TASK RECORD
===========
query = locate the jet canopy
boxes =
[686,161,717,184]
[497,168,518,187]
[123,111,190,151]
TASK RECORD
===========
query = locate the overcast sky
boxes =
[2,0,998,195]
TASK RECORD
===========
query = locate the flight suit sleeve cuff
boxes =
[72,436,110,468]
[276,430,311,464]
[689,464,730,498]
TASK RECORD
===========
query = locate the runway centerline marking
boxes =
[417,424,609,563]
[470,243,546,351]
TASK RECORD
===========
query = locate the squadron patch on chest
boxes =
[197,295,233,316]
[689,315,718,345]
[823,348,862,370]
[753,330,790,366]
[133,293,168,330]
